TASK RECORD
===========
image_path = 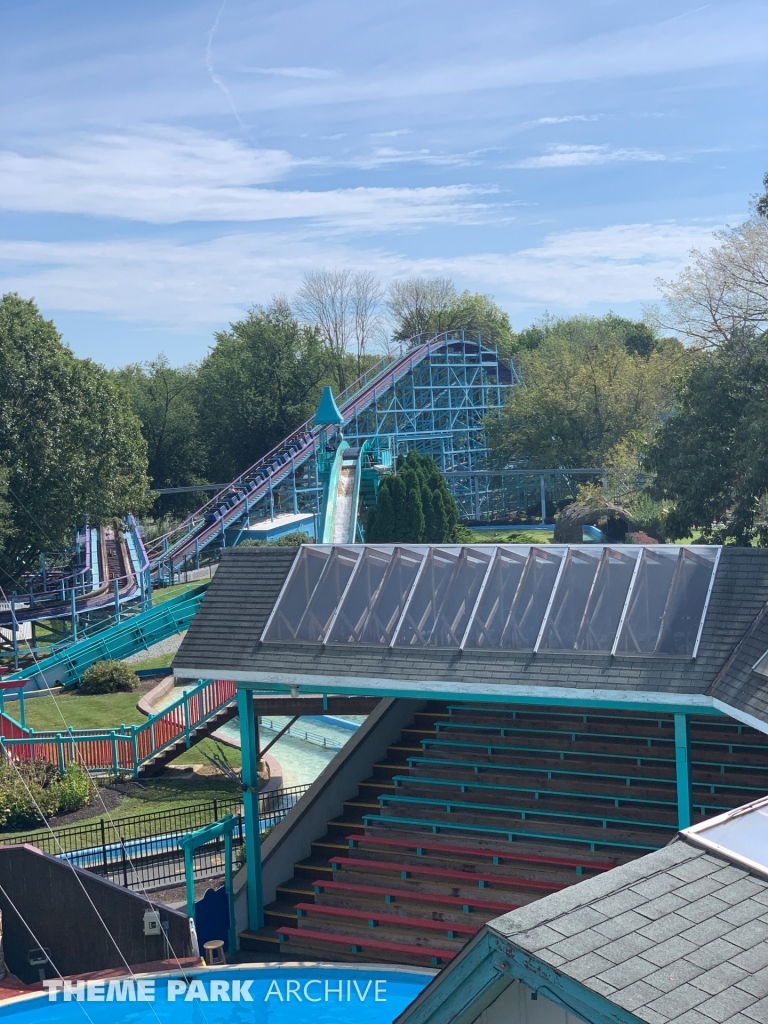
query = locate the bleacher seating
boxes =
[240,701,768,966]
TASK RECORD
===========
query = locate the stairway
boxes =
[138,702,238,777]
[240,701,768,968]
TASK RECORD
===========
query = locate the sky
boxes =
[0,0,766,367]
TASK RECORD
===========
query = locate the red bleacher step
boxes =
[276,926,457,963]
[294,902,477,937]
[347,834,612,873]
[330,856,567,892]
[311,879,518,913]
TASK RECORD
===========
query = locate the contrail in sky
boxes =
[206,1,246,129]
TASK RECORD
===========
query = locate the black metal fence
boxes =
[0,784,310,892]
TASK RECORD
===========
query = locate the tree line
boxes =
[1,170,767,587]
[486,173,768,545]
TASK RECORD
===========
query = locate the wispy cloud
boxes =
[0,221,720,333]
[239,66,339,79]
[351,147,486,169]
[205,1,245,130]
[0,128,494,228]
[511,144,671,168]
[535,115,601,125]
[369,129,412,139]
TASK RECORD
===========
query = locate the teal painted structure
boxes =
[314,385,345,427]
[3,584,206,691]
[0,676,236,776]
[178,814,238,954]
[145,332,515,580]
[675,712,693,829]
[238,686,264,931]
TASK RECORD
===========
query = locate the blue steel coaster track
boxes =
[146,331,514,579]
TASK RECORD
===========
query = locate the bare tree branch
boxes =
[650,216,768,352]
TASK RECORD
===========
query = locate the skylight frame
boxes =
[459,546,500,650]
[691,545,722,659]
[259,543,321,642]
[261,542,721,657]
[683,794,768,881]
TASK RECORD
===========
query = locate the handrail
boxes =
[0,676,236,777]
[2,519,149,621]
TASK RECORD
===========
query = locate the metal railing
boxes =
[261,718,348,751]
[0,676,237,776]
[0,785,310,891]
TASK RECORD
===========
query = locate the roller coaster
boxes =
[1,331,514,679]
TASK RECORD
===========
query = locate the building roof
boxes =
[173,545,768,730]
[396,832,768,1024]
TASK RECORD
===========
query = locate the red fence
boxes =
[0,678,236,776]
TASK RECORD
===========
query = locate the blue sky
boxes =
[1,0,766,366]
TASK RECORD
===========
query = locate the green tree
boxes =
[757,171,768,220]
[487,314,687,470]
[196,301,329,482]
[116,356,207,514]
[388,278,513,349]
[366,451,461,543]
[0,294,149,580]
[646,338,768,545]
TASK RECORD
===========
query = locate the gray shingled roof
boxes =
[487,836,768,1024]
[173,546,768,726]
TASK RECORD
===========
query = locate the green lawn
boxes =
[469,528,555,544]
[128,652,176,671]
[23,691,145,732]
[152,582,202,605]
[173,737,241,767]
[0,772,242,843]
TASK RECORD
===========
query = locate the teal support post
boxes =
[10,598,18,671]
[183,697,191,748]
[224,829,236,953]
[237,685,264,931]
[18,689,25,731]
[178,814,238,954]
[674,713,693,829]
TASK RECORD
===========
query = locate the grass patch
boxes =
[129,652,176,671]
[100,774,241,818]
[22,691,144,732]
[152,583,200,606]
[469,528,554,544]
[172,737,241,768]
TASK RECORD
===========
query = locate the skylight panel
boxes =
[685,796,768,878]
[499,547,564,650]
[574,547,639,652]
[325,546,392,644]
[261,545,330,642]
[537,547,602,652]
[291,546,360,642]
[656,548,719,656]
[462,548,528,649]
[334,545,425,646]
[614,547,718,657]
[394,546,492,648]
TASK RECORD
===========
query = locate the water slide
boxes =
[0,519,149,629]
[144,334,457,576]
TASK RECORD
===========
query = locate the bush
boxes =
[79,660,138,694]
[239,531,312,547]
[0,758,93,829]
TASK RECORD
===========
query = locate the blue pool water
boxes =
[0,966,433,1024]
